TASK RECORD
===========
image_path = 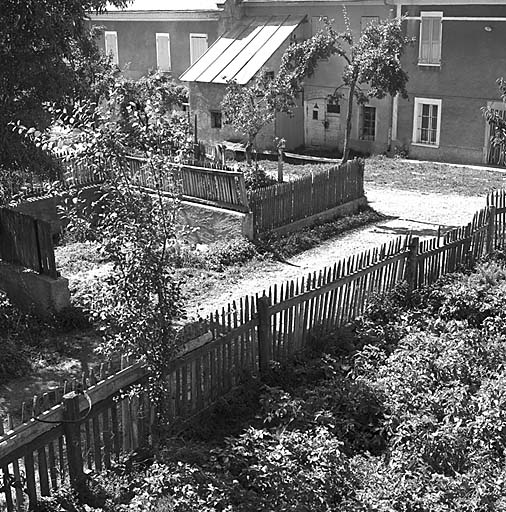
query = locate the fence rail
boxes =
[0,196,498,510]
[58,154,250,212]
[248,160,364,234]
[0,208,57,278]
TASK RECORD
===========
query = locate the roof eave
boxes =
[89,10,221,21]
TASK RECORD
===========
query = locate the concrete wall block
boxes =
[0,262,70,316]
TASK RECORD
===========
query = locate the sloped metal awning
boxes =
[179,15,305,85]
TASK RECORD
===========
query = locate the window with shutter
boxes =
[104,31,119,66]
[156,33,171,71]
[190,34,208,65]
[418,12,442,66]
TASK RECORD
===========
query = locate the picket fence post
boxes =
[63,393,86,496]
[486,205,496,255]
[406,236,420,295]
[256,295,272,374]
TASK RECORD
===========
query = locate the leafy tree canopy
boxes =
[0,0,128,173]
[222,11,412,163]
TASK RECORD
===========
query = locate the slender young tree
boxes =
[222,11,411,163]
[482,77,506,164]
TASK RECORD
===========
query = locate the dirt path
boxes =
[186,186,486,318]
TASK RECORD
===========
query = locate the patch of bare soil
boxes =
[183,186,486,318]
[0,185,488,420]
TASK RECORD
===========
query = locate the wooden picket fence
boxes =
[0,208,57,278]
[123,156,249,212]
[248,159,364,235]
[0,197,498,511]
[57,154,249,212]
[487,189,506,249]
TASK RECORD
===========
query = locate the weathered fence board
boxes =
[0,199,496,510]
[248,159,364,234]
[0,208,57,278]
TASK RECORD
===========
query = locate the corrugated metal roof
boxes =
[179,15,305,84]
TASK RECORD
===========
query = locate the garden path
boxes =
[186,186,485,318]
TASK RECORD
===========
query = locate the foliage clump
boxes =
[51,256,506,511]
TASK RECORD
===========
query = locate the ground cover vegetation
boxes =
[34,255,506,511]
[364,155,506,196]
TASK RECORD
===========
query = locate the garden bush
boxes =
[42,258,506,511]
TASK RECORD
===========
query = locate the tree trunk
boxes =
[342,81,356,164]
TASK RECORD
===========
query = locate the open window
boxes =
[210,111,222,129]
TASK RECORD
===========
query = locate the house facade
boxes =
[181,0,397,152]
[89,0,221,81]
[390,0,506,165]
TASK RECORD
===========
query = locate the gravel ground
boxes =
[186,185,486,318]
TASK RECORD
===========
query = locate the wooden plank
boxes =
[269,250,409,316]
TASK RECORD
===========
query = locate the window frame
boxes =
[156,32,171,71]
[189,33,208,65]
[412,97,442,148]
[210,110,222,129]
[104,31,119,66]
[359,105,377,141]
[418,11,443,67]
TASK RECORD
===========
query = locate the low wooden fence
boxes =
[0,198,498,510]
[0,208,57,278]
[248,159,364,235]
[487,189,506,249]
[58,155,249,212]
[123,156,249,212]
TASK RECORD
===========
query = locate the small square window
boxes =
[327,102,340,115]
[210,111,222,129]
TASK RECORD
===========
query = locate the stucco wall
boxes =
[396,4,506,164]
[244,3,395,154]
[190,82,277,150]
[92,19,219,80]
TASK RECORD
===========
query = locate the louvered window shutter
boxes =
[105,32,118,65]
[156,33,171,71]
[190,35,208,64]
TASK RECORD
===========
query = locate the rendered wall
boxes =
[244,3,395,154]
[92,19,219,80]
[396,4,506,164]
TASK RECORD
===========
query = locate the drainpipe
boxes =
[390,2,402,150]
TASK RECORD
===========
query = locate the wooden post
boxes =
[257,295,272,374]
[62,393,85,496]
[277,149,284,183]
[237,173,249,210]
[277,138,285,183]
[486,205,496,254]
[405,236,419,295]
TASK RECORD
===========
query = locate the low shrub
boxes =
[242,164,277,191]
